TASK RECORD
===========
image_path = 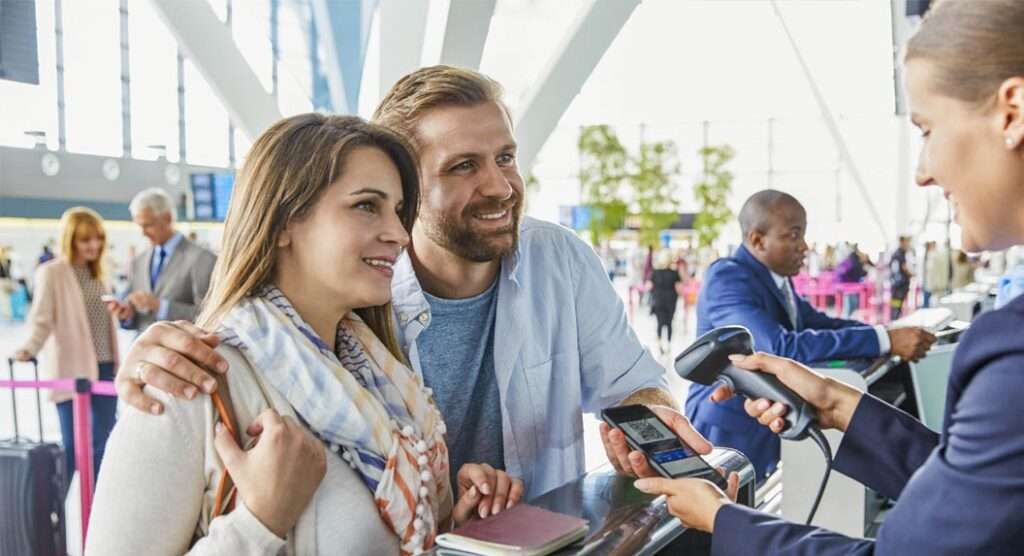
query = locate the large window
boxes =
[128,0,180,161]
[63,0,122,156]
[0,1,58,149]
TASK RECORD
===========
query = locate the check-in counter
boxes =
[430,448,756,555]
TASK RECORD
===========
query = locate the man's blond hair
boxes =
[372,65,509,151]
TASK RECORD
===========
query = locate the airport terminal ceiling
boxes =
[1,0,954,256]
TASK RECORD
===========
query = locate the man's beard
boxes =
[421,197,523,263]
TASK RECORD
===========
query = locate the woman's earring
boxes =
[1007,135,1018,149]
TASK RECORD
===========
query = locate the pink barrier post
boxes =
[0,376,114,553]
[72,378,94,545]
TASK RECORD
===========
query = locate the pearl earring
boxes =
[1007,135,1017,148]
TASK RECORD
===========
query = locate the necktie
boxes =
[151,246,167,289]
[781,279,798,329]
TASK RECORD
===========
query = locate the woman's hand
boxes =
[710,352,863,433]
[213,409,326,538]
[452,464,524,525]
[633,468,740,533]
[13,349,33,362]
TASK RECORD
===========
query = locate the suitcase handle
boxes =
[6,357,43,442]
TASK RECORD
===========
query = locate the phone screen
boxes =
[619,416,714,478]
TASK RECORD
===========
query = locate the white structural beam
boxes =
[379,0,430,97]
[770,0,889,243]
[149,0,281,140]
[438,0,497,70]
[310,0,356,114]
[513,0,641,176]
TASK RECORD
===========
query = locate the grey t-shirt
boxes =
[417,278,504,486]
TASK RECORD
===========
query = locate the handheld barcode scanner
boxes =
[673,325,816,441]
[673,325,833,524]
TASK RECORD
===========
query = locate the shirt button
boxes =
[399,314,409,323]
[417,313,428,324]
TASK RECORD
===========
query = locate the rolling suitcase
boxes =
[0,358,67,556]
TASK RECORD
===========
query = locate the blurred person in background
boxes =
[952,250,976,289]
[889,235,915,319]
[649,250,681,355]
[924,242,951,305]
[13,207,120,486]
[106,187,216,330]
[37,242,55,266]
[835,243,869,317]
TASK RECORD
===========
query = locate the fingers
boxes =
[246,420,265,437]
[655,408,712,456]
[141,321,228,375]
[599,423,626,474]
[726,472,740,502]
[213,421,245,471]
[633,476,678,497]
[604,426,636,477]
[627,450,658,478]
[709,384,735,403]
[253,409,285,431]
[729,353,813,383]
[168,320,222,348]
[507,478,524,509]
[452,486,481,525]
[135,356,206,399]
[114,368,165,415]
[744,398,787,433]
[489,471,511,517]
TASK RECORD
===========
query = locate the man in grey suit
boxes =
[106,188,216,330]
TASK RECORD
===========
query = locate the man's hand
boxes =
[127,291,160,313]
[887,327,936,362]
[115,320,228,415]
[213,410,326,538]
[452,464,524,524]
[600,405,712,478]
[104,299,134,321]
[633,468,740,533]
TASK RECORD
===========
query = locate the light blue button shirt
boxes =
[151,232,184,321]
[391,217,668,498]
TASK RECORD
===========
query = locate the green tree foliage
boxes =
[632,139,682,247]
[578,125,680,247]
[578,125,629,245]
[693,145,735,248]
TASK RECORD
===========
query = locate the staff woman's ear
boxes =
[996,77,1024,150]
[277,229,292,248]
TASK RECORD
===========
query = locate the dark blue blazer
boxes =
[685,245,882,479]
[711,292,1024,554]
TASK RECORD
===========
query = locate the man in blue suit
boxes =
[685,190,935,480]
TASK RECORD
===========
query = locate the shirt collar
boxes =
[156,232,184,255]
[770,271,788,290]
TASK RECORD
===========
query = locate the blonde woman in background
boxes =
[13,207,120,486]
[87,114,521,555]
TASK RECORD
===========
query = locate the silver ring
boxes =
[135,363,146,382]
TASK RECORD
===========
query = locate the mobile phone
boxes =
[100,294,118,303]
[601,404,725,486]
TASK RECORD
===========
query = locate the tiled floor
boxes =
[0,278,697,553]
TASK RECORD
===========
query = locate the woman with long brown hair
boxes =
[87,114,520,555]
[13,207,120,487]
[634,1,1024,553]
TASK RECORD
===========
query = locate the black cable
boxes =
[804,427,834,526]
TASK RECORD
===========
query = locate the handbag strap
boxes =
[211,374,240,518]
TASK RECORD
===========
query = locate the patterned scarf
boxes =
[219,287,452,554]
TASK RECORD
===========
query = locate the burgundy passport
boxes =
[435,503,589,556]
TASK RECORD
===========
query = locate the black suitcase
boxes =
[0,358,67,556]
